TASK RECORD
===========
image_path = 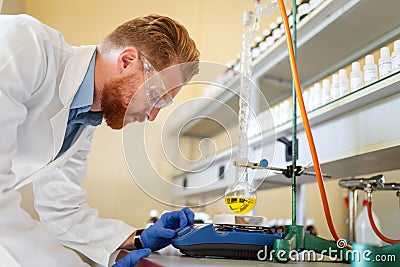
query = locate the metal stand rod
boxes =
[348,188,358,243]
[296,184,305,226]
[291,0,298,226]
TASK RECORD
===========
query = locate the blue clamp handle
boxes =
[259,159,269,168]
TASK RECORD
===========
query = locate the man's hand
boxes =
[112,248,151,267]
[141,207,194,251]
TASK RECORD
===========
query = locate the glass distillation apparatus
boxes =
[224,0,288,215]
[224,10,259,215]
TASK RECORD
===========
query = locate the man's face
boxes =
[101,61,183,130]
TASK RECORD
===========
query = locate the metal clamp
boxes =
[234,159,332,178]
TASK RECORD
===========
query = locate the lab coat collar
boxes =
[50,45,97,159]
[59,45,97,106]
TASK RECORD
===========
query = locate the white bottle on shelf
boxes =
[363,54,378,86]
[355,200,383,246]
[378,46,392,79]
[308,85,315,111]
[321,79,331,104]
[276,16,283,28]
[272,18,283,41]
[279,9,292,32]
[303,90,310,112]
[288,15,294,28]
[254,35,264,45]
[391,40,400,73]
[269,22,279,41]
[350,62,363,91]
[258,41,268,52]
[331,73,340,100]
[262,28,271,38]
[338,69,350,96]
[313,82,322,108]
[297,2,311,21]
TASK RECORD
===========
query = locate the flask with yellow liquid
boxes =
[225,170,257,214]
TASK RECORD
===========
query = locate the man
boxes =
[0,13,199,266]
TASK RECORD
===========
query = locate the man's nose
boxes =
[147,107,160,121]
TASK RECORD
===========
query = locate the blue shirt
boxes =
[57,51,102,157]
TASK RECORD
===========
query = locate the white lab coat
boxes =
[0,14,134,266]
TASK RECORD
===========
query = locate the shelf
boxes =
[171,73,400,199]
[250,70,400,145]
[176,0,400,138]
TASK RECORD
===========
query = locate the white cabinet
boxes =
[170,0,400,203]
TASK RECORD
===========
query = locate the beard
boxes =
[101,73,142,130]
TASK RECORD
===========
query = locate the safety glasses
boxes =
[141,55,173,109]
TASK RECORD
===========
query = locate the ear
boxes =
[117,47,140,73]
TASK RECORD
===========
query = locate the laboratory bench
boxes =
[139,254,349,267]
[137,246,349,267]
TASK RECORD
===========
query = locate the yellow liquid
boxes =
[225,197,257,214]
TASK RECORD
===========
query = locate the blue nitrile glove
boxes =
[112,248,151,267]
[141,207,194,251]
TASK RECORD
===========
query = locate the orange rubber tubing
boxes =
[367,201,400,244]
[277,0,345,246]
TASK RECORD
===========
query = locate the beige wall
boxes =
[1,0,24,14]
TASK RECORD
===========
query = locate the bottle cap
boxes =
[365,54,375,65]
[380,47,390,58]
[297,3,311,18]
[352,62,361,72]
[313,82,321,90]
[269,22,278,30]
[262,28,271,37]
[255,35,263,44]
[394,40,400,51]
